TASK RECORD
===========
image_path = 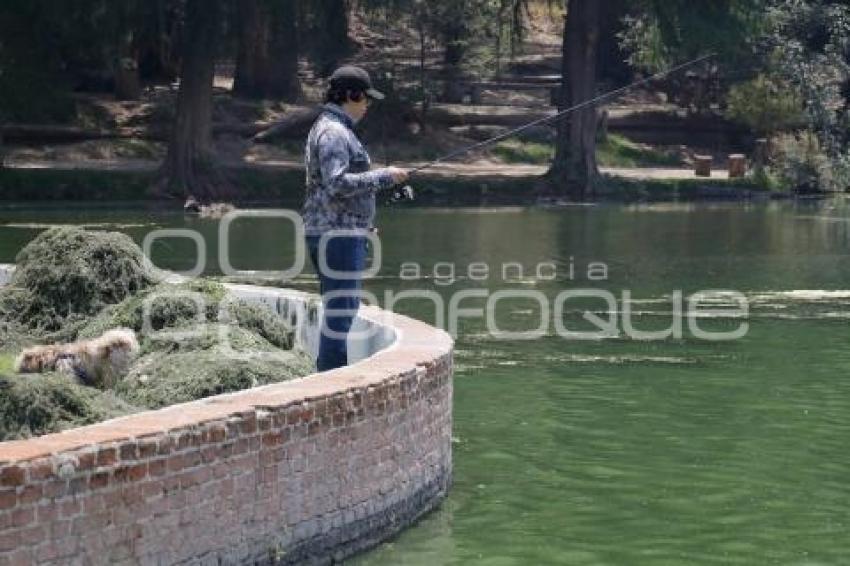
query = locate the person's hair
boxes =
[325,86,366,105]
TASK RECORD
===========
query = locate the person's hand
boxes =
[386,166,409,185]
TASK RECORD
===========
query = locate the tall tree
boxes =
[549,0,765,199]
[233,0,271,98]
[548,0,601,199]
[267,0,302,100]
[233,0,302,101]
[311,0,352,76]
[112,1,142,100]
[156,0,225,200]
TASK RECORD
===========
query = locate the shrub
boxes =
[770,132,850,192]
[725,75,806,135]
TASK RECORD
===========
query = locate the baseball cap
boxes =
[329,65,385,100]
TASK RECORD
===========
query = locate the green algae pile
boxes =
[0,227,314,441]
[0,374,137,441]
[8,226,157,336]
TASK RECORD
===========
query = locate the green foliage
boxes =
[595,134,681,167]
[0,373,137,441]
[750,166,786,191]
[117,326,313,410]
[0,354,15,375]
[725,75,807,134]
[220,299,296,350]
[0,0,182,121]
[770,131,850,192]
[761,0,850,155]
[0,2,77,122]
[619,0,767,72]
[6,226,157,334]
[76,279,226,340]
[594,173,769,200]
[490,135,683,168]
[360,0,535,80]
[491,140,554,164]
[79,279,296,351]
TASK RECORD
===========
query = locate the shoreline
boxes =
[0,159,806,205]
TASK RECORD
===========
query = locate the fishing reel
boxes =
[390,185,415,203]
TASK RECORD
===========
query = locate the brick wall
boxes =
[0,267,454,565]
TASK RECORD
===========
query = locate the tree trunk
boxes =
[267,0,302,101]
[440,22,468,103]
[443,25,466,67]
[597,0,630,85]
[114,31,141,101]
[315,0,351,77]
[548,0,600,200]
[233,0,271,99]
[156,0,225,201]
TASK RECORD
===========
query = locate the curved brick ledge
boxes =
[0,265,453,565]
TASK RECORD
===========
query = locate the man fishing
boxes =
[252,54,713,372]
[301,65,407,371]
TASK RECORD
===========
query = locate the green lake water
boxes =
[2,199,850,564]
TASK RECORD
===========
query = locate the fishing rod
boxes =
[390,52,715,201]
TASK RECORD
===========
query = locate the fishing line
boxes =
[389,52,715,201]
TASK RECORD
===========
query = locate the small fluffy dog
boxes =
[14,328,140,389]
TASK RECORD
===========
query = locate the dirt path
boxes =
[4,158,729,182]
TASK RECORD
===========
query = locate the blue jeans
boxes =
[306,234,367,372]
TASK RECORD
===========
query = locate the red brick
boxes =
[119,485,144,506]
[127,463,147,482]
[89,471,109,490]
[68,477,87,495]
[0,466,26,487]
[285,407,301,425]
[258,414,272,432]
[157,436,175,456]
[28,459,54,481]
[43,480,67,499]
[11,506,34,527]
[176,431,192,450]
[22,525,46,547]
[95,447,117,467]
[262,431,282,447]
[35,503,59,523]
[7,548,35,566]
[82,495,105,515]
[148,459,166,478]
[113,465,130,483]
[58,499,80,519]
[209,426,226,443]
[239,417,257,435]
[166,454,186,473]
[0,490,16,510]
[119,442,138,461]
[138,439,158,459]
[18,485,42,505]
[76,451,96,471]
[0,530,19,552]
[200,445,219,463]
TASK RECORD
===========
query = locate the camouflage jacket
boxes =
[301,103,395,235]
